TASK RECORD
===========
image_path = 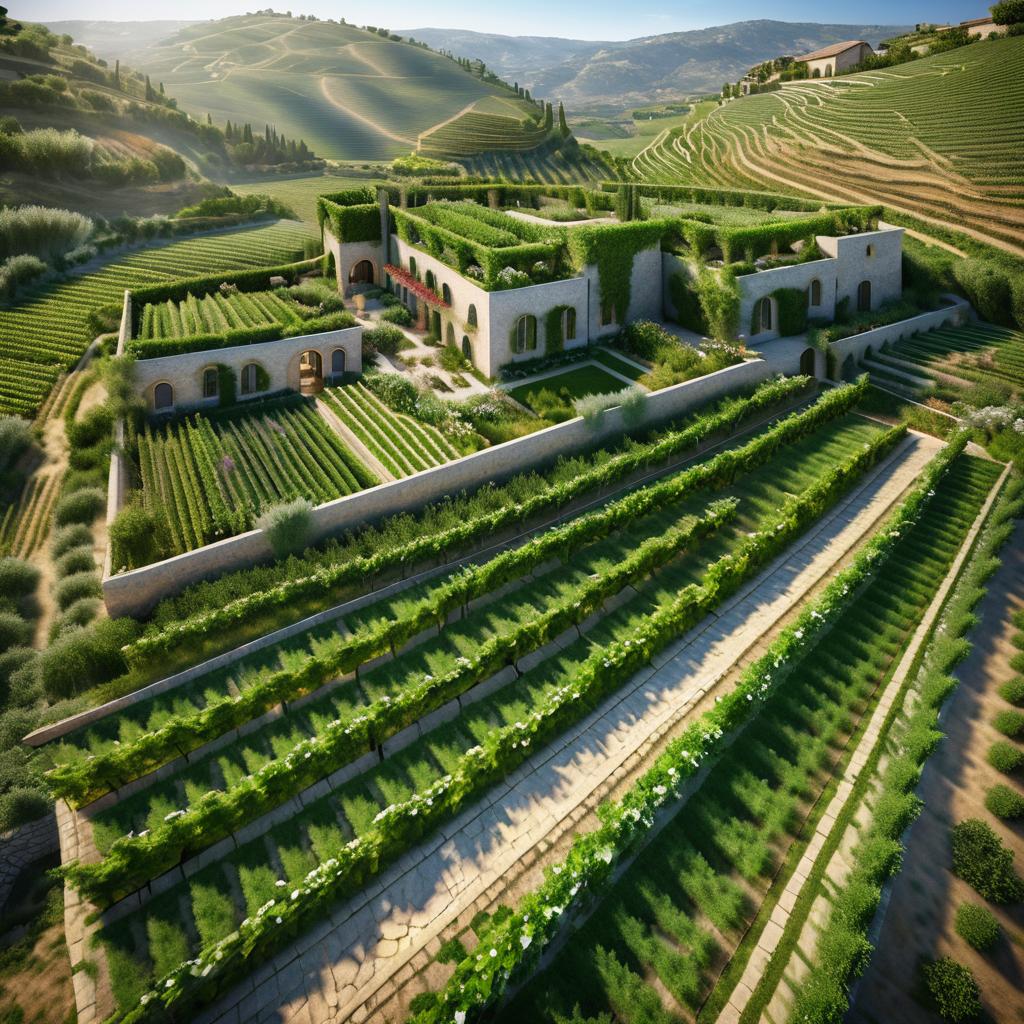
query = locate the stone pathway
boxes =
[719,460,1011,1024]
[0,813,58,913]
[191,432,943,1024]
[496,356,643,395]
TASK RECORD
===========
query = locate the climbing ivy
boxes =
[217,364,236,408]
[544,305,573,354]
[668,273,707,335]
[696,267,741,341]
[771,287,810,336]
[567,219,674,325]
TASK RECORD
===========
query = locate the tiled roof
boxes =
[797,40,870,62]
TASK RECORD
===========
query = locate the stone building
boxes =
[795,40,874,77]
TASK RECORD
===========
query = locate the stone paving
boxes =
[0,813,58,913]
[187,431,943,1024]
[716,460,1011,1024]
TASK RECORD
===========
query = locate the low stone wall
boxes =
[829,297,971,377]
[101,358,771,617]
[116,290,131,355]
[0,813,59,914]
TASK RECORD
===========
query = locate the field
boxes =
[137,289,298,339]
[0,221,313,417]
[859,322,1024,407]
[580,110,697,159]
[628,37,1024,255]
[232,174,386,227]
[507,364,632,410]
[134,15,517,161]
[418,98,551,156]
[133,399,375,554]
[321,383,460,479]
[41,381,925,1019]
[501,452,1000,1023]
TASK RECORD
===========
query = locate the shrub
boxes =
[362,322,406,356]
[0,557,39,598]
[0,646,35,692]
[952,259,1013,326]
[379,304,413,326]
[51,523,93,559]
[993,709,1024,738]
[50,597,101,639]
[998,677,1024,705]
[53,487,104,527]
[66,404,114,451]
[987,741,1024,774]
[54,570,101,611]
[992,0,1024,25]
[0,786,50,832]
[0,415,32,472]
[257,498,313,559]
[985,783,1024,819]
[920,957,982,1022]
[39,617,139,700]
[0,253,46,298]
[109,504,164,571]
[54,546,95,579]
[950,818,1024,902]
[0,611,31,651]
[954,902,1000,952]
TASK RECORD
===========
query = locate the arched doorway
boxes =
[349,260,374,286]
[824,63,832,77]
[330,348,346,382]
[299,351,324,395]
[808,279,821,309]
[154,382,174,411]
[461,335,472,361]
[799,348,816,376]
[445,322,455,347]
[857,280,872,312]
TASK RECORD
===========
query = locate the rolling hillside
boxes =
[628,34,1024,255]
[405,20,912,111]
[132,14,544,162]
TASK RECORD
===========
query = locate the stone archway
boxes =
[299,350,324,395]
[349,260,375,286]
[799,347,816,377]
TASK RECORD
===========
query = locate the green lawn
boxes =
[594,349,647,381]
[233,174,385,227]
[508,364,628,410]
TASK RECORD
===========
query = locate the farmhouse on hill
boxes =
[795,40,874,77]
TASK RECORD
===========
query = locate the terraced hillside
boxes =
[136,15,537,162]
[629,36,1024,256]
[0,220,312,417]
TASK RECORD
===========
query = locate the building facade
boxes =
[796,40,874,77]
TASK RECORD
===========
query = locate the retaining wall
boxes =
[101,358,771,617]
[829,297,971,376]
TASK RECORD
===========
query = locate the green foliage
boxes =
[985,783,1024,819]
[174,192,296,221]
[951,818,1024,902]
[697,268,741,341]
[668,272,707,334]
[0,557,39,598]
[55,571,102,611]
[0,611,30,651]
[998,676,1024,704]
[54,546,96,579]
[955,902,1001,951]
[987,740,1024,773]
[363,322,406,355]
[51,524,93,560]
[257,498,314,558]
[544,305,572,354]
[920,957,982,1022]
[435,938,467,964]
[379,304,414,327]
[53,487,105,527]
[994,709,1024,737]
[39,617,139,700]
[0,253,46,299]
[771,287,809,336]
[952,259,1015,326]
[0,415,32,471]
[992,0,1024,24]
[110,504,165,572]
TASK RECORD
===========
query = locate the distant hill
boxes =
[40,20,201,63]
[403,20,913,111]
[120,14,556,163]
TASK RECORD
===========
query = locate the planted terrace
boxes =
[41,378,925,1021]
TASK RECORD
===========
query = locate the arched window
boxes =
[462,336,472,361]
[799,348,817,376]
[866,244,875,258]
[202,367,219,399]
[331,349,346,375]
[812,67,821,78]
[562,307,577,341]
[409,257,417,278]
[513,315,537,353]
[442,283,452,306]
[754,296,773,334]
[857,280,872,313]
[154,382,173,410]
[446,322,455,346]
[824,64,832,77]
[467,303,477,328]
[425,270,436,292]
[240,362,259,395]
[808,279,822,308]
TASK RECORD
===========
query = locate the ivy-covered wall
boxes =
[668,273,708,335]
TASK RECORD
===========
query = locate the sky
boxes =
[28,0,989,39]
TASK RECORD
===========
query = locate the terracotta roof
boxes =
[796,39,870,62]
[960,16,994,26]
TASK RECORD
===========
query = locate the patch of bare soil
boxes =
[850,519,1024,1024]
[0,921,75,1024]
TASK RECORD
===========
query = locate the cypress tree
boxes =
[113,58,120,88]
[558,101,569,136]
[543,101,553,131]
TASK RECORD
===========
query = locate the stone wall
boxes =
[131,326,363,413]
[0,813,59,914]
[101,358,771,617]
[829,297,971,376]
[738,256,838,343]
[818,223,903,314]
